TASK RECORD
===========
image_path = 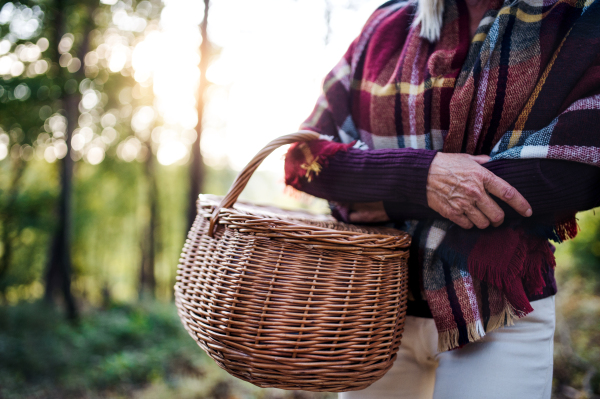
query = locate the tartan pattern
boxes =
[299,0,600,350]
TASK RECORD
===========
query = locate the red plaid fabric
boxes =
[290,0,600,350]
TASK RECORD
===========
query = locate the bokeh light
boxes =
[0,0,381,169]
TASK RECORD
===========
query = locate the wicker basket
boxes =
[174,132,411,392]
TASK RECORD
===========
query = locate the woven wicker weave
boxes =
[175,132,411,392]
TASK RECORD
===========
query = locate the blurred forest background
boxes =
[0,0,598,398]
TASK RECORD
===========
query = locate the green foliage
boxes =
[0,158,57,294]
[0,0,192,304]
[552,209,600,396]
[560,209,600,292]
[0,301,205,397]
[0,301,337,399]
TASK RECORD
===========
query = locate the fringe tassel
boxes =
[284,139,355,188]
[437,319,485,352]
[530,216,579,243]
[486,303,523,332]
[300,159,322,182]
[467,319,485,342]
[438,303,526,352]
[522,241,555,296]
[554,217,579,242]
[467,235,527,290]
[438,327,461,352]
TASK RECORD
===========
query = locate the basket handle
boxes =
[208,130,321,237]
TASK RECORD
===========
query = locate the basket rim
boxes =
[198,194,411,252]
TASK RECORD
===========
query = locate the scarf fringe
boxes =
[438,227,554,315]
[485,302,525,332]
[285,139,355,188]
[438,326,461,352]
[437,302,525,352]
[553,217,579,242]
[437,319,485,352]
[468,234,528,289]
[529,216,580,243]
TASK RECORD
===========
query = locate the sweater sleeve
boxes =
[291,148,600,221]
[486,159,600,217]
[384,158,600,221]
[291,147,437,205]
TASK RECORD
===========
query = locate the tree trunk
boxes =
[187,0,210,230]
[139,145,158,299]
[44,1,91,320]
[44,93,78,320]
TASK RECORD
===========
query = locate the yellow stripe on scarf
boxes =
[498,0,581,24]
[472,0,582,43]
[352,77,455,97]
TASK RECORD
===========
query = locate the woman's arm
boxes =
[288,145,531,228]
[287,145,600,225]
[289,147,437,204]
[384,159,600,221]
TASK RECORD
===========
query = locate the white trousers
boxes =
[340,296,555,399]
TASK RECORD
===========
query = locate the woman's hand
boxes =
[348,202,390,223]
[427,153,532,229]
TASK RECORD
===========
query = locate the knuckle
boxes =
[464,205,477,215]
[476,169,490,182]
[454,198,468,207]
[503,186,516,199]
[464,187,483,201]
[450,207,465,217]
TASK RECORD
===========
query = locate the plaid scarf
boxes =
[286,0,600,351]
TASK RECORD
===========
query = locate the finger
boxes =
[439,204,474,229]
[348,210,389,223]
[449,213,474,229]
[349,211,368,223]
[464,205,491,229]
[428,194,474,229]
[483,173,532,217]
[475,194,505,227]
[469,155,491,165]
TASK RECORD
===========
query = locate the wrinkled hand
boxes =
[427,153,532,229]
[348,202,390,223]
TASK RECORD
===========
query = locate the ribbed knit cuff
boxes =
[295,147,437,204]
